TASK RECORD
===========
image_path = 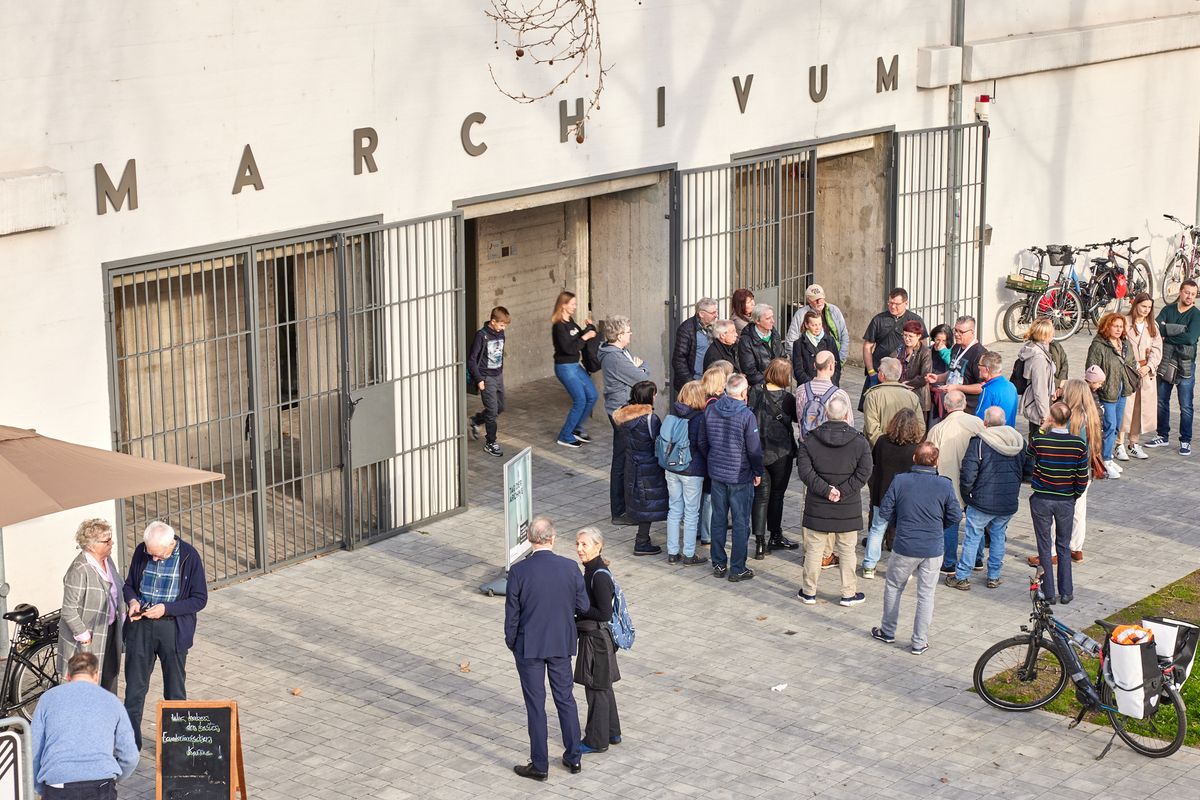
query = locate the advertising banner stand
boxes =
[479,447,533,597]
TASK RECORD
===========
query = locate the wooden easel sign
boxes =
[156,700,247,800]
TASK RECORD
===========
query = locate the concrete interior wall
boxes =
[813,135,891,365]
[590,175,672,407]
[473,201,589,388]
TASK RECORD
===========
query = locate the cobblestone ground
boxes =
[119,332,1200,799]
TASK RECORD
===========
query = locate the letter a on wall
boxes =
[232,144,264,194]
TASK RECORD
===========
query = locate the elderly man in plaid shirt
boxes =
[122,520,208,749]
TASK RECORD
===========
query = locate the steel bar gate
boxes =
[889,122,988,327]
[105,214,466,585]
[671,149,816,387]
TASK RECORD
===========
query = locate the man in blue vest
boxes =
[505,517,590,781]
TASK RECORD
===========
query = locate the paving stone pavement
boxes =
[116,332,1200,799]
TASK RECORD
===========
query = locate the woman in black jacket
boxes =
[791,310,842,386]
[861,408,924,579]
[574,527,621,754]
[613,381,667,555]
[550,291,599,447]
[749,359,799,559]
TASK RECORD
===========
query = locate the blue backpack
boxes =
[591,568,635,650]
[655,414,693,472]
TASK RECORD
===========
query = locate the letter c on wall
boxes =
[461,113,487,157]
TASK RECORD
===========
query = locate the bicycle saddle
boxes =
[1090,258,1111,267]
[2,603,38,625]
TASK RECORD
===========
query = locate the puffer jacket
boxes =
[1085,333,1137,403]
[959,425,1026,515]
[697,394,764,484]
[1017,342,1056,426]
[795,421,873,532]
[613,404,668,522]
[736,323,787,385]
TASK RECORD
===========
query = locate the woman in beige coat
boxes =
[1117,293,1163,461]
[58,518,125,692]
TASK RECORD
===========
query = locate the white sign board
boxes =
[504,447,533,569]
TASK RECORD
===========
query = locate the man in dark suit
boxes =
[505,516,590,781]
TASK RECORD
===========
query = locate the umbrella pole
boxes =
[0,528,8,659]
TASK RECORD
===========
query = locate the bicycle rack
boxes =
[0,716,35,799]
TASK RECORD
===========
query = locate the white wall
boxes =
[1,1,1198,602]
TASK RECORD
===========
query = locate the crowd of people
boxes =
[483,279,1198,776]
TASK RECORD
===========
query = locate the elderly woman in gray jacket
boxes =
[598,315,651,522]
[1017,318,1058,438]
[58,518,125,692]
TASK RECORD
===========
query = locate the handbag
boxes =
[1157,357,1179,385]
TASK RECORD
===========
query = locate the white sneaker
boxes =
[1103,460,1122,478]
[1114,444,1129,461]
[1129,443,1148,459]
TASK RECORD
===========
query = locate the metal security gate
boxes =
[889,122,988,327]
[672,149,816,374]
[105,214,466,585]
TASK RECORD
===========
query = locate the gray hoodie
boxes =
[1017,341,1056,426]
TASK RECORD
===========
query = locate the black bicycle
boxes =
[974,573,1188,758]
[1,604,60,722]
[1081,237,1153,314]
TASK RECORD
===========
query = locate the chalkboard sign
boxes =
[156,700,246,800]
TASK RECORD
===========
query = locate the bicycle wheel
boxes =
[1127,259,1153,303]
[10,638,58,721]
[1103,679,1187,758]
[1002,299,1034,342]
[974,635,1068,710]
[1039,286,1083,341]
[1161,253,1186,303]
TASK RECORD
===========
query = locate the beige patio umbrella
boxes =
[0,425,224,528]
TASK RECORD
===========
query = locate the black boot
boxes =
[754,535,766,560]
[769,533,799,551]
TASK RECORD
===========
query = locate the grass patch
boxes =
[1040,569,1200,746]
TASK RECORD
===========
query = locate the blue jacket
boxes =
[975,376,1019,427]
[880,466,962,559]
[697,394,764,484]
[31,680,138,795]
[505,549,589,659]
[615,404,670,522]
[123,538,208,653]
[959,426,1027,515]
[670,400,708,478]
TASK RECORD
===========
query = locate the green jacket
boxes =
[1085,333,1136,403]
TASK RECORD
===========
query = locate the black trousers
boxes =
[42,779,116,800]
[608,414,628,518]
[752,457,792,539]
[100,620,120,694]
[123,617,188,749]
[470,374,505,444]
[583,685,622,749]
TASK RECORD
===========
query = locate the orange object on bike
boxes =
[1111,624,1154,645]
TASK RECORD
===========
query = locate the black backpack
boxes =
[581,334,603,373]
[751,387,795,465]
[1010,357,1029,394]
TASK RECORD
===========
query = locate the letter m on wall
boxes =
[95,159,138,214]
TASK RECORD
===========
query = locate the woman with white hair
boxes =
[58,518,125,692]
[736,303,787,386]
[574,527,622,755]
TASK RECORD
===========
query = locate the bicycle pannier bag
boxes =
[591,568,635,650]
[1108,625,1160,719]
[655,414,693,473]
[1142,616,1200,686]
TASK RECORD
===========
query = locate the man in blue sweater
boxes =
[974,351,1019,427]
[32,651,138,798]
[697,373,764,583]
[872,442,961,655]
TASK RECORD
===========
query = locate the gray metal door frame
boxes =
[669,148,816,390]
[103,213,467,586]
[888,122,989,327]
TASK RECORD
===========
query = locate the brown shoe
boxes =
[821,553,840,570]
[1070,550,1083,562]
[1026,555,1058,567]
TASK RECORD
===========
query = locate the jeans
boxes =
[955,507,1011,581]
[697,491,712,544]
[1100,395,1127,460]
[1157,368,1195,443]
[123,617,188,750]
[665,472,704,556]
[554,362,597,444]
[941,519,962,571]
[751,458,792,540]
[863,506,888,569]
[608,415,628,518]
[709,480,753,573]
[470,374,505,444]
[879,554,939,648]
[1030,494,1075,599]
